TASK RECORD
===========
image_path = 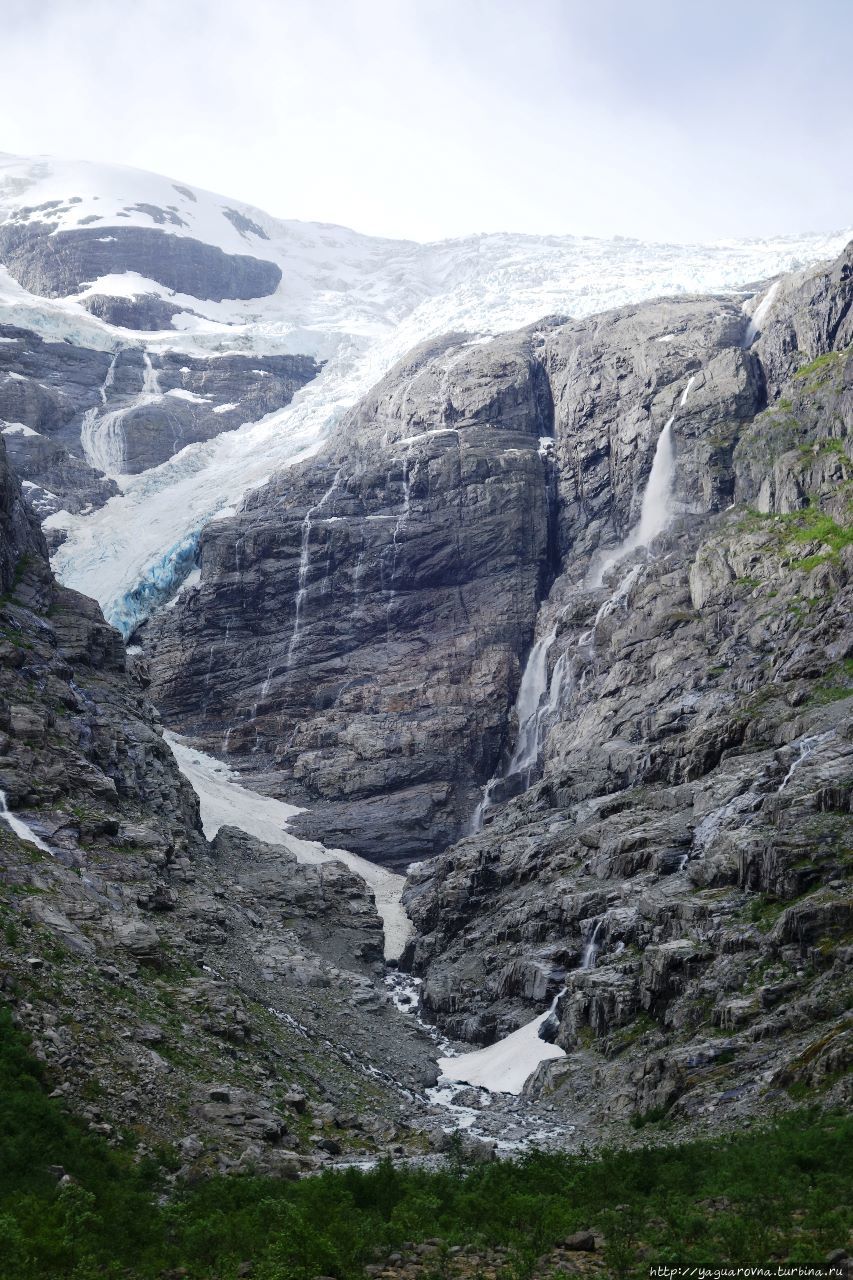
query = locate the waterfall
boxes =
[505,627,559,778]
[391,457,412,580]
[0,789,52,853]
[251,663,274,725]
[590,373,696,588]
[581,916,604,970]
[470,372,695,834]
[141,353,161,396]
[537,985,566,1044]
[286,470,342,670]
[469,626,558,833]
[743,281,780,348]
[80,351,163,478]
[777,729,835,793]
[100,351,118,403]
[385,455,414,636]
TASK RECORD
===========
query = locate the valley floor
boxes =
[2,1005,851,1280]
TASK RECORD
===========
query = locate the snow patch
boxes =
[437,1008,565,1095]
[165,388,210,403]
[165,733,412,960]
[2,422,39,436]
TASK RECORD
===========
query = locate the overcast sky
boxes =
[2,0,851,243]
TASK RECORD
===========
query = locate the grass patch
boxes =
[807,659,853,706]
[793,351,842,382]
[0,1010,851,1278]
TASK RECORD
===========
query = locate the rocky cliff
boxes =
[147,243,851,1134]
[147,295,766,867]
[0,220,281,307]
[0,323,319,515]
[399,246,853,1130]
[0,436,443,1173]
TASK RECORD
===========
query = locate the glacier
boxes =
[2,153,851,629]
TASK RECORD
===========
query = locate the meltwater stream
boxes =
[0,789,52,853]
[471,373,696,833]
[80,354,163,478]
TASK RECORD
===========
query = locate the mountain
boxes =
[0,151,851,1184]
[2,152,849,637]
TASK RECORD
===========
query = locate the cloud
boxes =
[0,0,850,241]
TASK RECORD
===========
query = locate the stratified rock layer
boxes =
[0,324,319,502]
[149,297,765,866]
[151,244,851,1135]
[0,435,443,1170]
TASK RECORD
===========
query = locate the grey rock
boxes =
[0,222,281,301]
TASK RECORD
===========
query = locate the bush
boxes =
[0,1009,850,1278]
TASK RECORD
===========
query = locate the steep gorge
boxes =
[146,245,853,1131]
[0,153,850,1163]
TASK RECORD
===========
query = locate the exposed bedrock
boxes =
[753,240,853,396]
[0,438,439,1165]
[147,297,766,866]
[0,221,282,301]
[0,324,319,503]
[398,246,853,1128]
[81,292,194,331]
[147,331,557,866]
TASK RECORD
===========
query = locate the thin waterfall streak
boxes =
[777,729,835,792]
[286,470,342,670]
[581,917,604,970]
[589,370,696,588]
[469,370,695,833]
[0,788,52,854]
[81,351,162,477]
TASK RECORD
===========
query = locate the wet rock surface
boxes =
[148,299,765,867]
[150,244,851,1137]
[0,228,851,1169]
[147,330,558,865]
[401,249,853,1131]
[0,324,319,499]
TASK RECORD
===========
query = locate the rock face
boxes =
[0,434,441,1170]
[398,248,853,1128]
[147,298,764,867]
[147,329,559,865]
[81,292,192,331]
[151,244,851,1134]
[0,324,319,505]
[0,221,281,303]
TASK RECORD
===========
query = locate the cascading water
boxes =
[505,627,559,778]
[0,789,52,853]
[385,454,414,637]
[469,627,558,833]
[537,986,566,1044]
[589,373,696,588]
[286,470,342,670]
[469,372,696,833]
[80,351,163,478]
[777,729,835,793]
[743,280,781,348]
[580,916,604,970]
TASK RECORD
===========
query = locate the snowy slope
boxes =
[165,732,412,960]
[2,152,851,631]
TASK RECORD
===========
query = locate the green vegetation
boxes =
[784,506,853,568]
[737,502,853,574]
[808,658,853,706]
[1,1010,851,1278]
[793,350,843,382]
[747,894,790,932]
